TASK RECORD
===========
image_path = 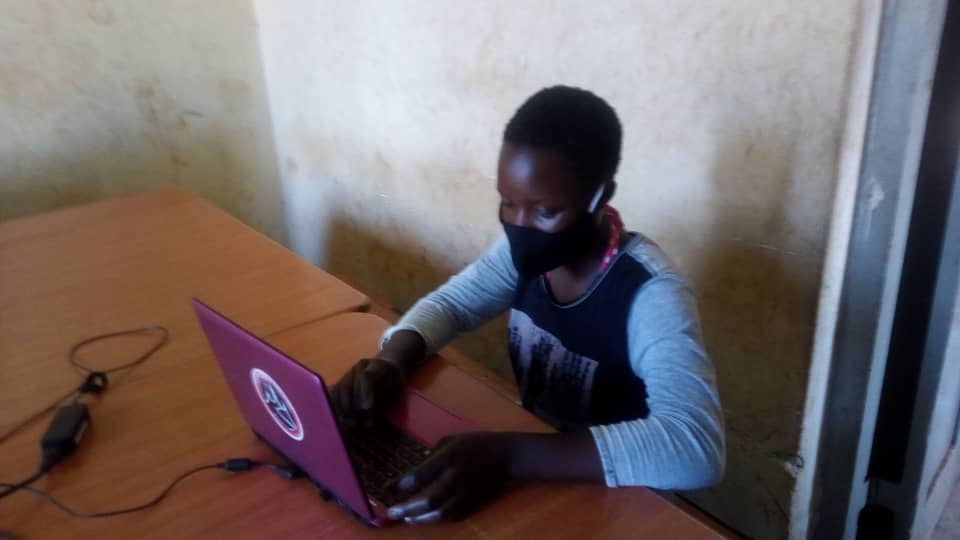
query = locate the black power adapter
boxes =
[40,403,90,472]
[0,403,90,501]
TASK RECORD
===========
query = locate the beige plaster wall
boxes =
[0,0,284,241]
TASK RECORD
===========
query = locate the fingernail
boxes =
[397,475,415,491]
[388,507,403,519]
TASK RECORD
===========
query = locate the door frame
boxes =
[793,1,950,538]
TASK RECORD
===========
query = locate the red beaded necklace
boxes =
[545,205,624,280]
[596,206,624,274]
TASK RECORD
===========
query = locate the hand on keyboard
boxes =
[385,432,511,524]
[332,357,405,428]
[342,420,432,507]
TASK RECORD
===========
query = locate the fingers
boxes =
[391,443,451,494]
[388,466,458,520]
[354,363,374,411]
[333,373,355,424]
[333,357,405,428]
[333,360,370,426]
[405,491,470,524]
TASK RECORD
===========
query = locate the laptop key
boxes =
[343,419,432,505]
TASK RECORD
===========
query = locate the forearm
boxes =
[382,236,517,354]
[501,431,604,483]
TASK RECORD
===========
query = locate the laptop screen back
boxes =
[191,299,372,521]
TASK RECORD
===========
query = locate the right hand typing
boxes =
[332,357,406,427]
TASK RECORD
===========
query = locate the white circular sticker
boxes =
[250,368,304,441]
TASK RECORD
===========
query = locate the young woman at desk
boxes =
[333,86,725,524]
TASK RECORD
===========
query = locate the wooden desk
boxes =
[0,188,369,438]
[1,312,727,539]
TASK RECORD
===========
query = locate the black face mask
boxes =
[501,185,605,277]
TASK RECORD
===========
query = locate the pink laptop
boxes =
[191,298,477,526]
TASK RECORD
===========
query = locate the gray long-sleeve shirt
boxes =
[383,233,725,489]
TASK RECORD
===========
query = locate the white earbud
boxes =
[588,183,606,213]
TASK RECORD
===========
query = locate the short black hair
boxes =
[503,85,622,189]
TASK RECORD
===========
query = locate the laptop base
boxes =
[253,430,383,528]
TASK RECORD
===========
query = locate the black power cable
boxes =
[67,325,170,377]
[0,326,169,445]
[0,471,45,502]
[0,459,300,518]
[0,326,170,502]
[0,327,304,528]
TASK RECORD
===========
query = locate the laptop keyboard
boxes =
[341,420,432,507]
